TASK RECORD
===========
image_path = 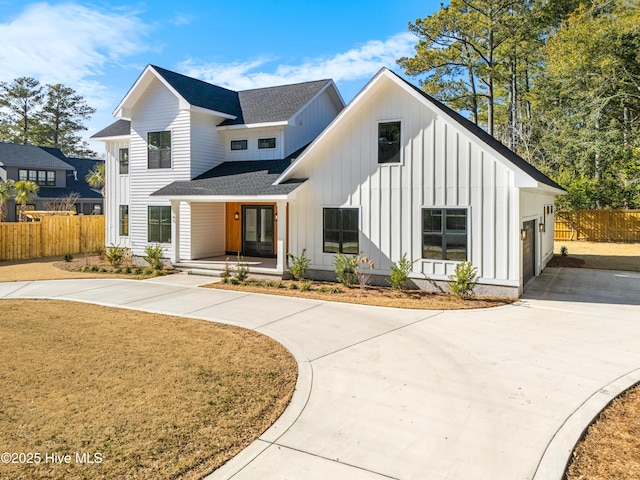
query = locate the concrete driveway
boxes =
[1,267,639,480]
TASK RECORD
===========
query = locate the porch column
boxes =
[276,201,287,273]
[170,200,180,264]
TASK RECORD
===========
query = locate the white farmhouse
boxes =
[93,65,564,297]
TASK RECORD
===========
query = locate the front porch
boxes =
[173,255,280,277]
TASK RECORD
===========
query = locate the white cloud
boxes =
[178,32,416,91]
[0,2,153,109]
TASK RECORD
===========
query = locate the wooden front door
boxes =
[242,205,274,257]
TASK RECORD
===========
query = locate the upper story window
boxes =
[231,140,248,151]
[378,121,401,163]
[148,131,171,169]
[119,148,129,174]
[19,169,55,186]
[258,137,276,149]
[422,208,468,261]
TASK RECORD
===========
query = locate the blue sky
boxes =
[0,0,442,152]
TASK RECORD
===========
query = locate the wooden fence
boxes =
[554,210,640,242]
[0,215,105,261]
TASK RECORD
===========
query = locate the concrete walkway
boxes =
[1,268,639,480]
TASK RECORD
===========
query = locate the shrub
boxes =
[220,257,233,283]
[357,256,375,290]
[63,253,73,262]
[134,268,143,275]
[300,281,312,291]
[448,261,479,299]
[124,266,132,274]
[276,282,285,289]
[105,244,125,267]
[90,265,99,272]
[333,253,358,287]
[288,249,311,281]
[389,253,416,290]
[289,282,298,290]
[234,254,249,282]
[560,245,569,256]
[144,244,165,270]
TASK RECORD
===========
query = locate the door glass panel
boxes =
[245,208,257,242]
[261,209,273,243]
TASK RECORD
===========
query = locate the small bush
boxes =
[145,269,153,275]
[330,286,342,294]
[357,256,375,290]
[63,253,73,262]
[389,253,417,290]
[288,249,311,281]
[100,267,107,273]
[124,266,132,274]
[276,282,285,289]
[266,281,275,288]
[134,268,143,275]
[94,245,105,257]
[289,282,299,290]
[235,254,250,282]
[300,281,312,291]
[81,265,91,272]
[220,257,233,283]
[333,253,358,287]
[144,244,165,270]
[560,245,569,256]
[448,261,479,299]
[105,244,125,268]
[230,277,240,285]
[114,268,122,274]
[90,265,99,272]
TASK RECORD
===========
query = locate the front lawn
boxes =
[0,300,297,480]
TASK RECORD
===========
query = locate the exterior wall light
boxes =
[234,212,239,221]
[538,223,545,233]
[521,229,527,240]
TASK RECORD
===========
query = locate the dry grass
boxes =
[566,383,640,479]
[553,241,640,272]
[0,300,297,480]
[205,279,512,310]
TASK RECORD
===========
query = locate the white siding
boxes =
[129,77,191,257]
[520,189,557,279]
[104,139,131,247]
[289,75,521,287]
[222,127,284,161]
[190,202,225,259]
[284,89,342,155]
[190,111,225,177]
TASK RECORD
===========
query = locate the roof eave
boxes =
[217,120,290,130]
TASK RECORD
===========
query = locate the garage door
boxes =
[522,220,536,286]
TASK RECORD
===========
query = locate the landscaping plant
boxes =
[287,249,311,281]
[105,244,125,268]
[144,244,165,270]
[357,256,375,290]
[389,253,416,290]
[234,253,249,282]
[560,245,569,256]
[448,261,479,299]
[333,253,358,287]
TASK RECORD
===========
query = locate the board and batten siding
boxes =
[129,77,191,257]
[288,75,520,287]
[104,138,131,247]
[520,190,556,277]
[284,89,342,157]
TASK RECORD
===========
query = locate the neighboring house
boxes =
[93,65,564,297]
[0,143,104,221]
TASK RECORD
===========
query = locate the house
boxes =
[0,142,104,221]
[93,65,564,297]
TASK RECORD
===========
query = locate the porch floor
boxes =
[173,255,280,277]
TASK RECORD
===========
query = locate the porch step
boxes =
[173,261,284,279]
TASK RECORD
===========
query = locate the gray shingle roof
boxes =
[91,119,131,139]
[151,65,242,117]
[220,80,332,126]
[0,143,74,170]
[152,148,307,197]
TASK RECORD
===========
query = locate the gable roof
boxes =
[152,147,307,198]
[277,68,565,193]
[219,79,336,126]
[0,143,74,170]
[91,119,131,139]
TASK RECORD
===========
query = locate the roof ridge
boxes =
[238,78,331,94]
[149,64,239,94]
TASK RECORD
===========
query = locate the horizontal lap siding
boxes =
[130,78,191,257]
[291,75,519,285]
[190,203,225,259]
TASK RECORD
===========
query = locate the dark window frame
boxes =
[18,169,55,186]
[119,148,129,174]
[148,206,171,243]
[258,137,276,149]
[119,205,129,236]
[422,208,468,261]
[230,139,248,151]
[148,131,171,169]
[378,121,401,164]
[322,208,359,254]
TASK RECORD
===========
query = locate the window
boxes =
[148,206,171,243]
[378,121,401,163]
[258,137,276,149]
[119,205,129,236]
[18,169,55,186]
[422,209,467,261]
[230,139,248,151]
[148,131,171,169]
[323,208,359,254]
[119,148,129,174]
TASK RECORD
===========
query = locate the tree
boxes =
[13,180,39,222]
[0,179,16,222]
[35,84,97,158]
[0,77,44,144]
[85,163,105,197]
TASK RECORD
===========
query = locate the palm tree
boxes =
[14,180,39,222]
[0,179,16,222]
[85,162,105,197]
